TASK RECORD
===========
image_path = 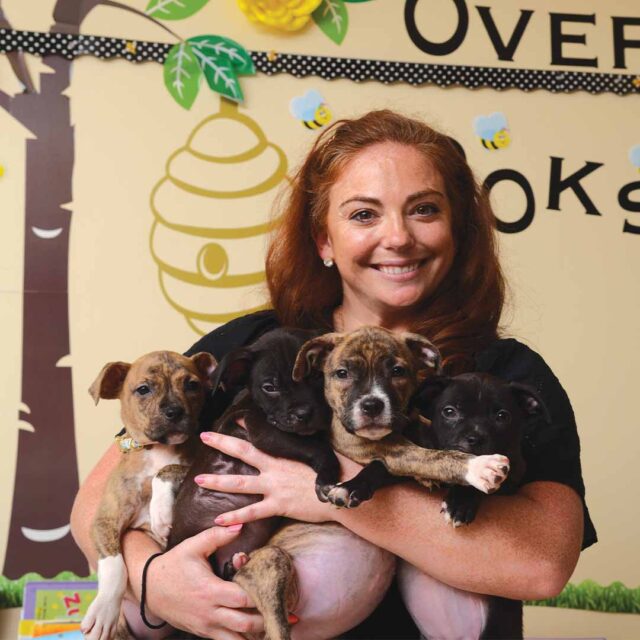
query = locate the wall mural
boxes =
[0,0,638,624]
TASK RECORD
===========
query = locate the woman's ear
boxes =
[315,230,333,263]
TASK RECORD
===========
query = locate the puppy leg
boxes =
[325,461,396,508]
[82,496,136,640]
[149,464,189,547]
[232,545,295,640]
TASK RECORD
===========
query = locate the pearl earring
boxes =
[323,258,334,268]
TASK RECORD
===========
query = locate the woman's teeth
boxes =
[376,262,421,274]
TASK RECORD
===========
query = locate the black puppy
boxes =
[409,372,550,640]
[416,372,549,527]
[168,328,338,577]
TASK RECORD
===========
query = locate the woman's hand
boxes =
[144,525,264,640]
[195,430,363,526]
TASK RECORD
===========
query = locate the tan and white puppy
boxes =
[293,327,510,508]
[81,350,215,640]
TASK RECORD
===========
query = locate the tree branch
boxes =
[52,0,182,41]
[0,2,37,93]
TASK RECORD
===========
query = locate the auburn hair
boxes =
[265,110,505,373]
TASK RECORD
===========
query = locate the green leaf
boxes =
[191,46,243,102]
[163,42,202,109]
[187,35,255,76]
[313,0,349,45]
[146,0,210,21]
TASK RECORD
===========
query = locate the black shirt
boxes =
[186,310,597,638]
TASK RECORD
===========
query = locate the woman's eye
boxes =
[262,383,279,394]
[441,406,457,419]
[334,368,349,379]
[391,365,407,377]
[351,209,375,223]
[415,203,439,217]
[136,385,151,396]
[496,409,511,423]
[185,379,200,392]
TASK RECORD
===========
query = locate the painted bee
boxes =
[290,89,333,130]
[474,112,511,150]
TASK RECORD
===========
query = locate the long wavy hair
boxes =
[265,110,505,373]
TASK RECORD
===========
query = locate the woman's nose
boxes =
[381,213,414,250]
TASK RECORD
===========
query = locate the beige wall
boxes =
[1,0,638,632]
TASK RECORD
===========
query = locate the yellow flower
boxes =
[237,0,323,32]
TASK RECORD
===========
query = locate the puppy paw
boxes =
[440,499,478,527]
[81,596,120,640]
[315,482,333,503]
[465,454,510,494]
[326,481,372,508]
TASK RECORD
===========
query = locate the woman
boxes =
[71,110,596,639]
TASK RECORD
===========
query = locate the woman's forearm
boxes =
[70,443,121,570]
[331,480,583,601]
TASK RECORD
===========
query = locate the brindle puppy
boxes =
[293,327,511,508]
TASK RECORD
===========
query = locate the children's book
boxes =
[19,580,97,639]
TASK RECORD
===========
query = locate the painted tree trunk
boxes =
[2,54,86,577]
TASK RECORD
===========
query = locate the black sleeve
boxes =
[184,310,280,360]
[476,338,597,550]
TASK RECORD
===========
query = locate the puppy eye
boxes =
[391,365,407,377]
[136,384,151,396]
[496,409,511,423]
[185,379,200,392]
[334,368,349,379]
[261,382,279,394]
[441,406,458,419]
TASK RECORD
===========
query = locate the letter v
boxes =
[476,7,534,61]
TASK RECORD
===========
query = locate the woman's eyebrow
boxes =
[339,195,381,209]
[339,190,445,209]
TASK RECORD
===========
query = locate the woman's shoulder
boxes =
[474,337,556,386]
[184,310,280,359]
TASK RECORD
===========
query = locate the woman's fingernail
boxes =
[227,523,243,532]
[194,475,205,485]
[200,432,213,442]
[288,614,299,625]
[215,515,226,525]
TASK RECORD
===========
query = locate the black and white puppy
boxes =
[415,372,549,527]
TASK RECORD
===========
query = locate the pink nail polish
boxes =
[200,432,212,442]
[214,515,225,525]
[227,523,243,532]
[194,475,205,484]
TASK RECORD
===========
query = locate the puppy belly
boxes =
[397,560,488,640]
[273,523,395,640]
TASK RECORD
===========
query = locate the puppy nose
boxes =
[361,397,384,418]
[163,404,185,421]
[289,406,313,422]
[465,433,485,446]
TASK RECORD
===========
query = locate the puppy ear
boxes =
[89,362,131,405]
[509,382,551,424]
[190,352,218,379]
[209,348,254,394]
[416,375,451,405]
[402,333,442,374]
[292,333,343,381]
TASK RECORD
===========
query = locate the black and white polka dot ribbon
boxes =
[1,28,639,96]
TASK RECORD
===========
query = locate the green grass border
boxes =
[525,580,640,614]
[0,572,95,608]
[1,575,638,614]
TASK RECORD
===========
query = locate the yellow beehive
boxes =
[150,100,288,334]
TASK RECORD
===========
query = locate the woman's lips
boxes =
[371,260,427,278]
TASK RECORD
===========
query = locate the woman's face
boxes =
[316,142,455,321]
